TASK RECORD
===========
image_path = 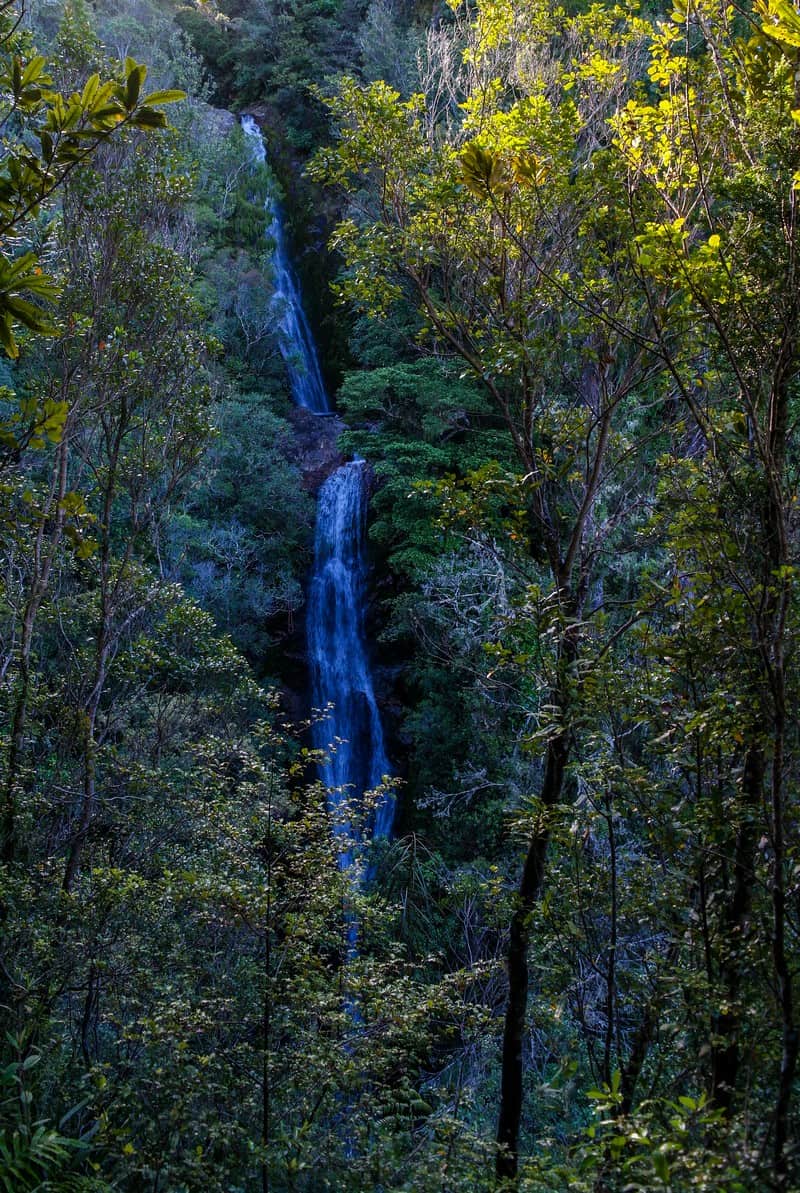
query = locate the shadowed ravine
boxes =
[242,115,395,878]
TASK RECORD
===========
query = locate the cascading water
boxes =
[307,461,393,868]
[241,115,394,867]
[241,114,328,415]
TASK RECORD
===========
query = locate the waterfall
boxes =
[241,115,329,415]
[241,115,395,865]
[308,461,394,869]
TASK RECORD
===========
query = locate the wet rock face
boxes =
[286,406,346,495]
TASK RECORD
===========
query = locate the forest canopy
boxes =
[1,0,799,1189]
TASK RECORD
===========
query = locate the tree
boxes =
[313,15,660,1174]
[608,0,800,1175]
[315,0,800,1182]
[0,2,183,367]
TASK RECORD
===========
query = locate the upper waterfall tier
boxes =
[241,115,330,415]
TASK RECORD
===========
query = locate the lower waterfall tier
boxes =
[307,460,395,863]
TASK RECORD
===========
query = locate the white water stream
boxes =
[242,115,395,870]
[242,115,329,414]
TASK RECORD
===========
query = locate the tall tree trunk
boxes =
[1,441,69,864]
[770,669,797,1185]
[765,275,798,1182]
[496,694,571,1181]
[62,403,123,893]
[709,744,763,1113]
[764,383,796,1182]
[2,625,34,867]
[61,709,98,893]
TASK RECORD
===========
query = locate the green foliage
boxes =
[0,1043,108,1193]
[339,359,501,572]
[313,0,800,1184]
[0,6,501,1190]
[171,390,315,666]
[178,0,356,149]
[0,30,183,365]
[0,1125,81,1192]
[4,0,800,1187]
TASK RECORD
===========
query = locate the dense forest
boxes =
[1,0,799,1188]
